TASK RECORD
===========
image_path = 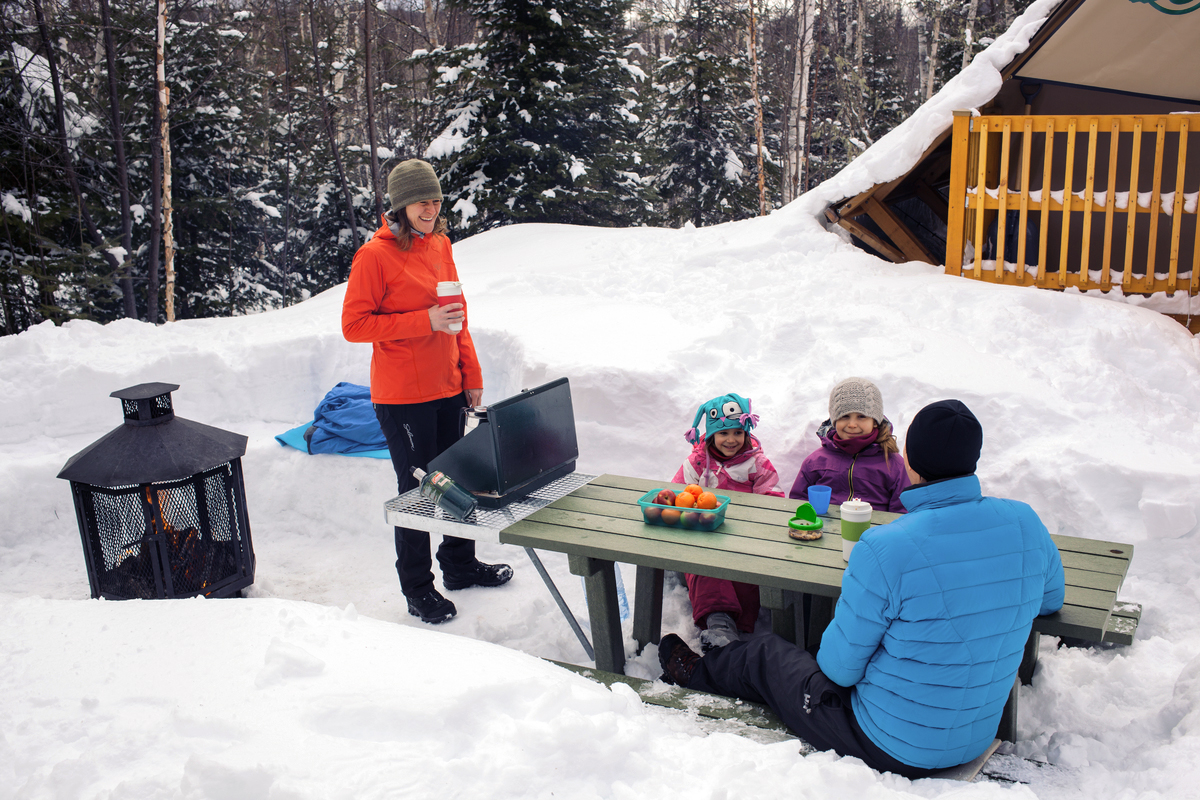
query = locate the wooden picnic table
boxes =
[499,473,1139,741]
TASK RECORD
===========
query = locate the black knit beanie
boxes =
[905,399,983,481]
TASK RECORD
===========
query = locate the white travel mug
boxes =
[436,281,463,333]
[839,499,873,562]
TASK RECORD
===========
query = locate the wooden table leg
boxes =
[760,586,796,643]
[569,554,625,674]
[997,677,1019,742]
[1018,630,1040,685]
[633,565,664,653]
[807,595,834,651]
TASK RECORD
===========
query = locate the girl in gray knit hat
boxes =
[788,377,911,513]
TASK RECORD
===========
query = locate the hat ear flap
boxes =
[733,393,756,431]
[684,404,708,444]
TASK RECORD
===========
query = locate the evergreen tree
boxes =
[256,0,376,305]
[645,0,761,227]
[0,32,69,332]
[804,0,917,189]
[935,0,1036,90]
[4,3,133,326]
[421,0,651,236]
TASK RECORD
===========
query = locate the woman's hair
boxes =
[386,208,448,251]
[875,419,900,462]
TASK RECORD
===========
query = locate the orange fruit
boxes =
[684,484,703,498]
[661,508,682,525]
[696,491,719,510]
[675,492,695,508]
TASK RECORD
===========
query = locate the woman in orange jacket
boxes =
[342,159,511,624]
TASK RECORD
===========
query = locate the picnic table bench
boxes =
[545,659,1004,781]
[499,473,1140,743]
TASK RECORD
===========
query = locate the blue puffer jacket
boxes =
[816,475,1065,770]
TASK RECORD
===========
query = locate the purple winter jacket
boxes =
[788,420,910,513]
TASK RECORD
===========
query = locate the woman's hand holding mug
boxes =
[428,302,464,334]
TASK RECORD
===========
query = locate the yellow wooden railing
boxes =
[945,110,1200,296]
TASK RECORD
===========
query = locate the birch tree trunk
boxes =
[783,0,817,204]
[926,11,941,101]
[855,0,864,71]
[962,0,979,70]
[748,0,767,215]
[158,0,176,322]
[916,5,930,98]
[147,0,163,324]
[364,0,383,220]
[424,0,441,47]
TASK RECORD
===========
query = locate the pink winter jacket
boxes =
[672,435,784,497]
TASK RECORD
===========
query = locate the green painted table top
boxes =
[499,473,1135,644]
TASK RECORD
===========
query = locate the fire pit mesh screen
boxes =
[89,487,158,593]
[120,393,172,422]
[74,460,253,599]
[157,467,240,595]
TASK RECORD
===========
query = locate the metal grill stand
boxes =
[385,472,597,658]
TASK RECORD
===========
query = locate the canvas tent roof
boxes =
[1012,0,1200,105]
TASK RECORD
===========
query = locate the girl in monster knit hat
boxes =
[788,377,910,513]
[672,393,784,651]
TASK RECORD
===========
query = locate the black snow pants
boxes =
[688,634,938,779]
[375,394,475,597]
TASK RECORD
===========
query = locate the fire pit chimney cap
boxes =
[111,382,180,401]
[111,382,180,426]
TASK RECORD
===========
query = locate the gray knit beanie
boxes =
[828,377,884,424]
[387,159,442,211]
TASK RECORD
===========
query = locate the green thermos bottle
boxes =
[411,467,478,521]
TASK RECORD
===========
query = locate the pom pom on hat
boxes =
[829,377,884,424]
[388,159,443,212]
[904,399,983,481]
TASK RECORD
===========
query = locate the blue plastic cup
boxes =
[808,485,832,515]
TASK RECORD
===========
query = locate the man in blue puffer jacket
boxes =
[658,399,1065,778]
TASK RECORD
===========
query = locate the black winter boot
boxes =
[407,589,457,624]
[659,633,701,687]
[442,560,513,591]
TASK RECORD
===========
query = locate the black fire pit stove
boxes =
[57,382,256,600]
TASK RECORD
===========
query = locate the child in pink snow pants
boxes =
[672,393,783,651]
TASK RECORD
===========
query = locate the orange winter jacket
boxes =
[341,219,483,404]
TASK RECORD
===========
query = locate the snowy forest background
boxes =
[1,0,1030,333]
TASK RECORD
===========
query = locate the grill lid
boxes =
[57,383,248,487]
